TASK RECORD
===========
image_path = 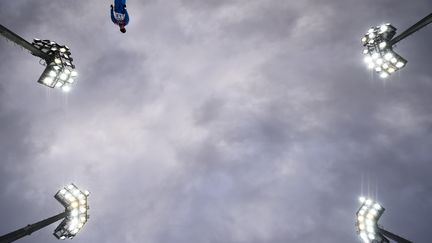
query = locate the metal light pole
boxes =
[361,12,432,78]
[0,212,67,243]
[390,13,432,45]
[378,228,413,243]
[0,184,90,243]
[355,197,412,243]
[0,24,77,91]
[0,25,49,60]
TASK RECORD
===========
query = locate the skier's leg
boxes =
[114,0,123,9]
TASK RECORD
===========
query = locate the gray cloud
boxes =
[1,0,432,243]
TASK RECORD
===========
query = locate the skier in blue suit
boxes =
[110,0,129,33]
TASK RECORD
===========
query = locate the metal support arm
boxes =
[390,12,432,45]
[0,212,67,243]
[0,24,49,60]
[378,227,413,243]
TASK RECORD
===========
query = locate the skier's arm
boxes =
[110,7,116,24]
[124,11,130,25]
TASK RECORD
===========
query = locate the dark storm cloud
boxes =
[1,1,432,243]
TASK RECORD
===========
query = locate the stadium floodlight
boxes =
[32,39,77,92]
[361,24,407,79]
[361,12,432,78]
[53,184,90,239]
[355,197,412,243]
[0,25,77,92]
[355,197,387,243]
[0,184,89,243]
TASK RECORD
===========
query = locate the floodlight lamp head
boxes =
[361,24,407,78]
[53,183,90,240]
[32,39,77,92]
[355,197,387,243]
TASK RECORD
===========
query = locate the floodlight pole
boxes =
[0,24,50,60]
[0,212,67,243]
[390,12,432,45]
[378,227,413,243]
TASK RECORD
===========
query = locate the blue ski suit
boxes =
[111,0,129,26]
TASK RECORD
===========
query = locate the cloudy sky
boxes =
[1,1,432,242]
